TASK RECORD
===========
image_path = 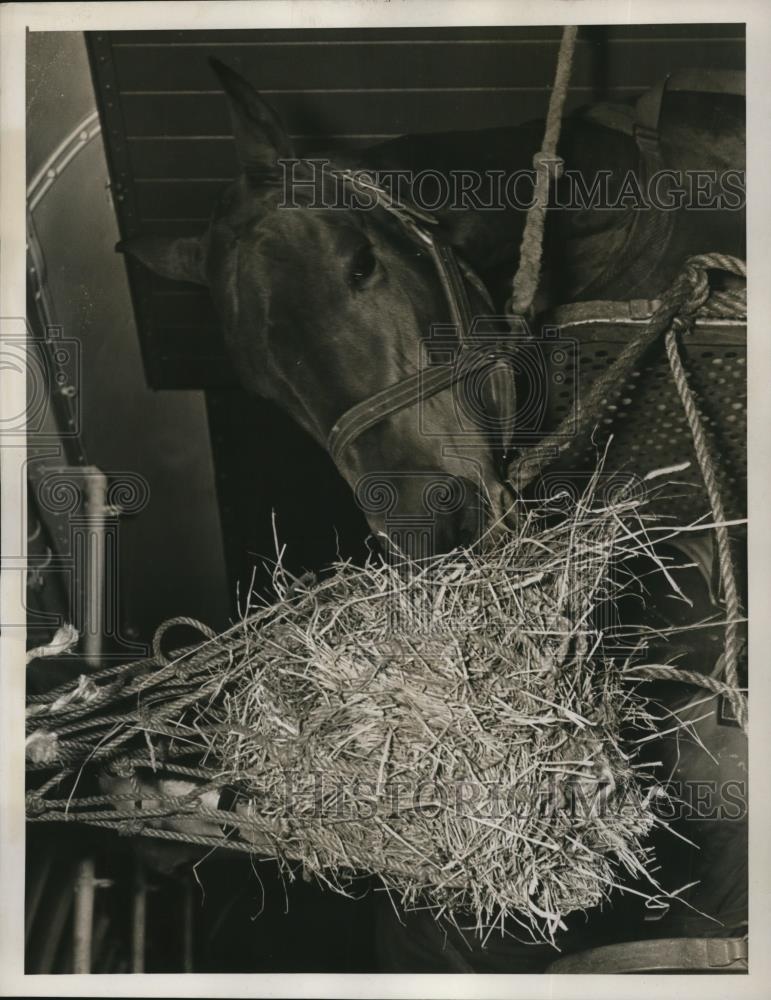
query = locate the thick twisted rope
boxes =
[647,256,746,730]
[507,25,578,319]
[151,615,217,665]
[26,623,79,664]
[662,264,747,730]
[627,663,746,720]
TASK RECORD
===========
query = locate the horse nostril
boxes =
[480,356,517,457]
[494,449,511,485]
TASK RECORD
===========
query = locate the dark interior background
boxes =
[25,23,745,974]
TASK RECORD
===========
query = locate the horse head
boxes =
[118,61,513,557]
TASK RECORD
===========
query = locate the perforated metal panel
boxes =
[538,304,746,524]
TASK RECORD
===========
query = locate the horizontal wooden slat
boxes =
[151,325,222,354]
[121,88,632,140]
[123,218,216,237]
[108,27,571,46]
[107,25,745,46]
[114,42,582,92]
[143,318,235,387]
[153,355,235,389]
[127,136,383,179]
[149,289,217,326]
[113,38,744,93]
[134,178,227,219]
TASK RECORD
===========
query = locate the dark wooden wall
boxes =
[87,24,745,390]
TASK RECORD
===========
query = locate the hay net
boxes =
[27,472,714,944]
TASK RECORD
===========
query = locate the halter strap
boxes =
[325,169,492,465]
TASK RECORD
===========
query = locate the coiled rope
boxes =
[151,615,217,665]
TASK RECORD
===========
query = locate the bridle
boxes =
[325,169,497,466]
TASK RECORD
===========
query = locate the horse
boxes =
[119,60,744,557]
[113,60,746,971]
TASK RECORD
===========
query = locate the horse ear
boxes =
[209,58,295,179]
[116,235,206,285]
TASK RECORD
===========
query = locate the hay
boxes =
[27,473,690,944]
[164,479,673,943]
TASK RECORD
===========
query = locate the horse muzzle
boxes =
[355,472,487,558]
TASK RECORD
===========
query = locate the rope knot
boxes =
[25,728,60,765]
[678,253,747,322]
[25,623,79,664]
[105,755,136,778]
[136,703,154,729]
[681,263,711,318]
[670,315,691,338]
[25,791,47,817]
[118,817,146,837]
[507,25,577,324]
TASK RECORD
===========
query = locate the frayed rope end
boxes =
[26,623,79,665]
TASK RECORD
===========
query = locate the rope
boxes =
[25,653,157,706]
[663,314,747,732]
[26,623,79,664]
[27,811,258,853]
[626,664,746,705]
[152,616,217,665]
[507,25,578,320]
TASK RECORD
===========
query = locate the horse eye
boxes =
[349,244,377,285]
